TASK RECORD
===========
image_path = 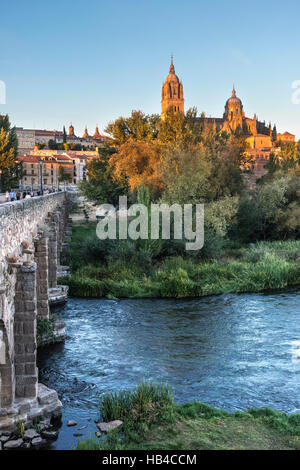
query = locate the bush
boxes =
[99,380,175,428]
[155,267,196,297]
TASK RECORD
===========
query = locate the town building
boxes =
[16,125,107,154]
[15,128,35,154]
[17,150,98,190]
[277,132,295,144]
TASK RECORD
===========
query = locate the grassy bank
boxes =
[77,382,300,450]
[62,222,300,299]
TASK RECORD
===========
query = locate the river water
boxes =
[37,289,300,450]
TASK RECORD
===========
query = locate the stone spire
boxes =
[93,126,101,139]
[83,126,89,138]
[68,123,74,136]
[169,54,175,73]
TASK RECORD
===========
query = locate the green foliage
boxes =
[248,408,300,436]
[99,380,175,426]
[105,110,160,145]
[58,165,71,182]
[177,401,230,420]
[37,317,55,346]
[236,173,300,242]
[15,417,25,439]
[79,147,129,205]
[65,223,300,299]
[77,382,300,450]
[0,114,21,191]
[160,137,245,206]
[155,267,196,297]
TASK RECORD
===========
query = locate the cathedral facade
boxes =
[160,58,297,186]
[161,58,278,146]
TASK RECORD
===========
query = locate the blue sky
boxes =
[1,0,299,138]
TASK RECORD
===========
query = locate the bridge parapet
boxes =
[0,193,66,274]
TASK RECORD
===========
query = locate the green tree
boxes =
[58,165,71,186]
[158,107,203,148]
[0,114,21,191]
[63,125,67,143]
[48,139,58,150]
[236,173,300,241]
[105,110,160,145]
[79,147,129,206]
[160,135,246,205]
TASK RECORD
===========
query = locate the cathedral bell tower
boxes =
[161,56,184,120]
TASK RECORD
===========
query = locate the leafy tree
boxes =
[236,173,300,241]
[160,135,246,205]
[79,147,128,206]
[58,165,71,184]
[0,114,21,190]
[160,148,213,205]
[63,125,67,143]
[105,110,159,145]
[36,143,46,150]
[48,139,58,150]
[109,140,163,199]
[158,107,204,148]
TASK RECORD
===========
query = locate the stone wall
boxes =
[0,192,70,428]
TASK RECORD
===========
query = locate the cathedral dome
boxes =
[164,57,180,84]
[223,86,244,125]
[226,87,242,107]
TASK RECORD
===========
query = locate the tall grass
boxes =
[99,380,175,425]
[64,250,300,299]
[66,223,300,299]
[76,382,300,450]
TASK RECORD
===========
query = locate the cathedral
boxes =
[161,58,277,145]
[160,57,297,186]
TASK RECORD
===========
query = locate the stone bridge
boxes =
[0,192,72,429]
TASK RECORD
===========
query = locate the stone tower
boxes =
[68,124,75,136]
[93,126,101,139]
[161,57,184,119]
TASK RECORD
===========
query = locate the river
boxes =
[37,289,300,450]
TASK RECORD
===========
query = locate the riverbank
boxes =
[60,222,300,299]
[77,382,300,450]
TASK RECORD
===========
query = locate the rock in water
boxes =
[78,425,88,430]
[42,430,58,440]
[97,420,123,433]
[67,420,77,427]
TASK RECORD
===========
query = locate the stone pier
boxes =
[0,192,72,430]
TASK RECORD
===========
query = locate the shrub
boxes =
[99,380,175,427]
[155,267,196,297]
